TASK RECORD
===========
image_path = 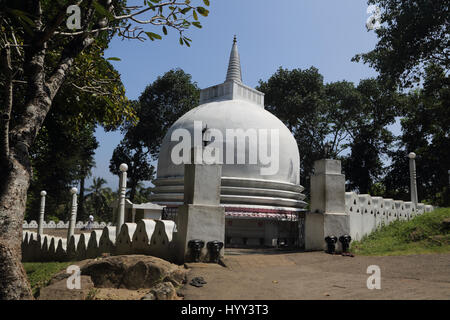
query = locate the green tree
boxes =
[342,78,401,194]
[384,65,450,206]
[133,182,154,204]
[109,139,155,202]
[259,68,402,195]
[353,0,449,87]
[0,0,210,299]
[27,120,98,222]
[129,69,200,156]
[85,177,113,221]
[110,69,200,198]
[257,67,328,192]
[323,80,363,156]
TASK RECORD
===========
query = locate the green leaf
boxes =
[162,26,168,35]
[192,21,202,28]
[145,32,162,40]
[193,10,198,20]
[103,96,115,108]
[179,37,184,45]
[9,9,36,27]
[196,7,209,17]
[92,0,114,20]
[180,7,192,14]
[203,0,210,6]
[106,57,121,61]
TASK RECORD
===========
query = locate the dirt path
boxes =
[180,249,450,300]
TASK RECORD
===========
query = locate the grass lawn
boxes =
[23,261,73,296]
[351,207,450,256]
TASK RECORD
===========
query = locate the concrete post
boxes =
[38,190,47,235]
[305,159,349,252]
[67,187,78,239]
[408,152,418,207]
[117,163,128,237]
[132,208,136,223]
[173,146,225,263]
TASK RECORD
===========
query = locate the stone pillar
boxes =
[173,146,225,263]
[38,190,47,236]
[67,187,78,239]
[408,152,418,207]
[117,163,128,238]
[305,159,349,252]
[132,208,136,223]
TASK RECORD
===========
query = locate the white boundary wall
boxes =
[345,192,434,241]
[23,220,111,229]
[22,219,176,262]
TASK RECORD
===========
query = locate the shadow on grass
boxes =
[23,261,73,297]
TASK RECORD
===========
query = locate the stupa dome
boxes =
[150,37,306,210]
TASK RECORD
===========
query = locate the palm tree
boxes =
[132,182,154,203]
[78,156,96,220]
[85,177,109,219]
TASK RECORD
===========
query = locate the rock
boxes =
[141,292,156,300]
[38,275,94,300]
[189,277,207,287]
[48,255,187,290]
[429,235,450,245]
[147,282,179,300]
[47,259,92,285]
[409,228,425,242]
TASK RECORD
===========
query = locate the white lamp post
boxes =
[38,190,47,235]
[67,187,78,239]
[408,152,418,207]
[117,163,128,237]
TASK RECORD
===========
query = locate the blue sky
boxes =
[89,0,379,189]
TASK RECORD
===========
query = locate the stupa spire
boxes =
[225,35,242,83]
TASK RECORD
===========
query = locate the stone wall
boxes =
[305,159,435,251]
[22,220,112,229]
[345,192,434,241]
[21,219,176,262]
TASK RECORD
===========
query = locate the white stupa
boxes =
[150,37,307,247]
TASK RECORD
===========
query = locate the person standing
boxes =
[87,214,94,231]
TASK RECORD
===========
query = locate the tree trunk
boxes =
[0,153,33,300]
[129,179,137,203]
[79,177,86,220]
[0,40,86,299]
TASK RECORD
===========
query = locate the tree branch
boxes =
[38,0,83,46]
[45,35,95,100]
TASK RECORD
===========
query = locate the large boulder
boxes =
[142,282,179,300]
[38,276,94,300]
[48,255,187,291]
